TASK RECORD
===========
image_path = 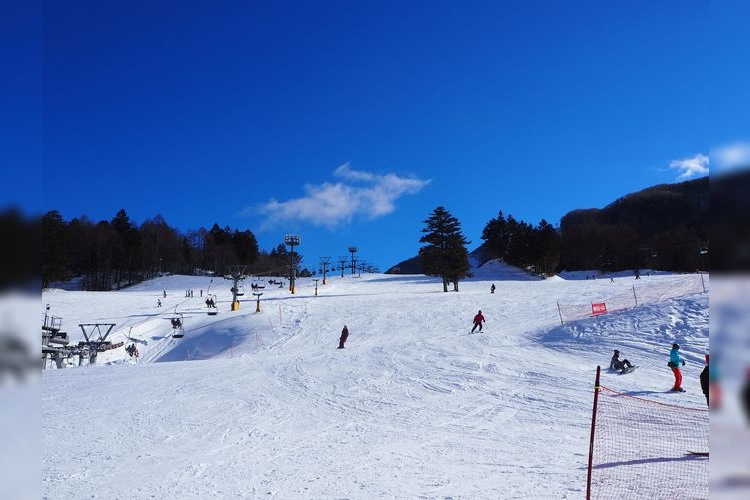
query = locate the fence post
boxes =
[632,286,638,306]
[557,301,564,326]
[586,365,602,500]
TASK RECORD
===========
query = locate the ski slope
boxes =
[42,265,709,498]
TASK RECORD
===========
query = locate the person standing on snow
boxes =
[668,343,685,392]
[470,310,485,333]
[700,354,709,407]
[610,349,634,373]
[338,325,349,349]
[490,284,496,294]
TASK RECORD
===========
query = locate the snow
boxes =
[42,263,710,498]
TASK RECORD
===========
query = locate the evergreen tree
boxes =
[42,210,68,287]
[418,206,471,292]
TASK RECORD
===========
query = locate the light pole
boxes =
[313,278,319,296]
[348,246,357,275]
[284,234,300,294]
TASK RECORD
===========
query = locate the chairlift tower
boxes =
[319,257,331,285]
[225,264,248,311]
[78,323,118,365]
[284,234,300,294]
[337,256,348,278]
[348,247,357,275]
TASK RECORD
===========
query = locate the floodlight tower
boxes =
[319,257,331,285]
[348,246,357,275]
[284,234,300,294]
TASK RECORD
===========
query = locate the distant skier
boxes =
[470,310,485,333]
[157,299,162,307]
[700,354,709,407]
[667,343,685,392]
[490,284,496,294]
[338,325,349,349]
[163,290,167,298]
[609,349,634,373]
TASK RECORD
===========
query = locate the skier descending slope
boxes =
[338,325,349,349]
[470,310,485,333]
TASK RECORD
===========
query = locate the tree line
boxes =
[42,209,304,290]
[42,177,708,291]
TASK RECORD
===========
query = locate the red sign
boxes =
[592,302,607,316]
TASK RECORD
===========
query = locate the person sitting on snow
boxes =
[610,349,634,373]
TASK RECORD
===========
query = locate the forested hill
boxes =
[387,177,708,275]
[559,177,708,272]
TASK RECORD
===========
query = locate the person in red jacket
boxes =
[470,310,485,333]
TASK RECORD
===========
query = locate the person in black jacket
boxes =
[699,354,709,407]
[742,368,750,424]
[610,350,634,373]
[338,325,349,349]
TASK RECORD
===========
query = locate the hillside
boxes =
[42,268,709,498]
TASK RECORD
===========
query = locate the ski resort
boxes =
[42,263,709,498]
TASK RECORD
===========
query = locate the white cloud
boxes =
[668,153,709,181]
[710,141,750,173]
[247,164,431,229]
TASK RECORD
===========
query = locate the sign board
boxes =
[591,302,607,316]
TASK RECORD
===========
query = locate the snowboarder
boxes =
[338,325,349,349]
[668,343,685,392]
[490,284,496,294]
[609,349,634,373]
[700,354,709,407]
[163,290,167,298]
[470,310,485,333]
[157,299,161,307]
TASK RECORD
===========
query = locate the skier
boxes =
[668,343,685,392]
[338,325,349,349]
[470,310,485,333]
[163,290,167,298]
[609,349,634,373]
[700,354,709,407]
[490,284,496,294]
[157,299,162,307]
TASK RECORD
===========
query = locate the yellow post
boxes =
[232,300,240,311]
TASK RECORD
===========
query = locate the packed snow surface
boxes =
[42,265,709,498]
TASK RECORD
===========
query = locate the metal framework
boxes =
[225,264,249,310]
[284,234,300,294]
[348,246,357,275]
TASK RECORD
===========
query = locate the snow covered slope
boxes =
[42,272,709,498]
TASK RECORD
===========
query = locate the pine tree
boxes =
[418,206,471,292]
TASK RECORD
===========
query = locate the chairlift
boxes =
[206,294,218,316]
[171,311,185,338]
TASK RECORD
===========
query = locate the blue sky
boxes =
[24,1,743,270]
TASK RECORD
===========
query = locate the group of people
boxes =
[205,297,217,308]
[170,317,182,329]
[609,343,711,406]
[125,343,139,358]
